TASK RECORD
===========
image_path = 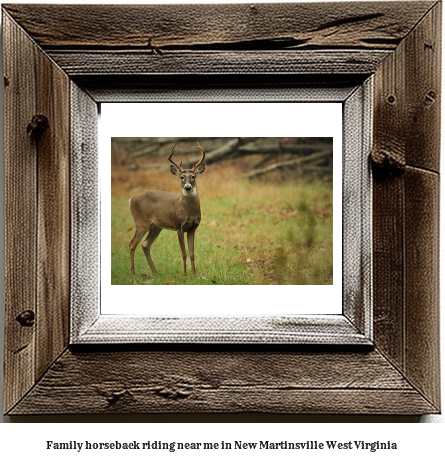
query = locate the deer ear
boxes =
[194,164,205,176]
[170,165,182,176]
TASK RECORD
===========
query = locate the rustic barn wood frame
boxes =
[2,2,441,415]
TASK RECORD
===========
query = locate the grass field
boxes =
[111,162,333,285]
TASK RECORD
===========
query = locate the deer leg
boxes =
[129,227,148,283]
[142,225,162,275]
[187,229,196,275]
[177,229,187,276]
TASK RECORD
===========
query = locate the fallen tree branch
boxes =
[238,142,331,155]
[245,150,332,178]
[187,137,244,165]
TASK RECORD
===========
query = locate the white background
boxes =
[101,102,342,316]
[1,0,444,461]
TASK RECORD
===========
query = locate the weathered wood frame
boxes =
[2,2,441,415]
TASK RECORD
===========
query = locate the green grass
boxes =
[111,173,333,285]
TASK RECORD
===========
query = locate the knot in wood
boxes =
[27,114,49,140]
[370,149,405,177]
[16,310,35,327]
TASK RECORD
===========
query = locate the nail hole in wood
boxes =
[425,90,436,105]
[147,38,163,55]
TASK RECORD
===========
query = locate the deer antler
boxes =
[168,143,184,172]
[193,142,206,171]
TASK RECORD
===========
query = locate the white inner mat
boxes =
[100,102,342,316]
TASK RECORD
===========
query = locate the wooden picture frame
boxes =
[2,2,441,415]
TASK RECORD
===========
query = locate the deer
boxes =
[129,142,206,282]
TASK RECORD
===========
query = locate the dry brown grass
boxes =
[112,157,315,201]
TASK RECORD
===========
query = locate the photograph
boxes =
[111,137,334,286]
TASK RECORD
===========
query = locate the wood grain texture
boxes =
[342,81,373,337]
[35,43,71,380]
[372,3,441,411]
[372,37,405,370]
[3,1,433,80]
[371,1,440,173]
[404,167,440,408]
[372,175,405,368]
[75,316,370,345]
[401,2,441,410]
[404,2,441,172]
[8,349,437,415]
[3,11,71,413]
[77,75,365,103]
[47,50,390,77]
[3,2,441,416]
[3,12,38,414]
[2,2,435,50]
[70,83,100,340]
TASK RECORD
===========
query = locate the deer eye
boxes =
[191,176,195,180]
[181,176,184,180]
